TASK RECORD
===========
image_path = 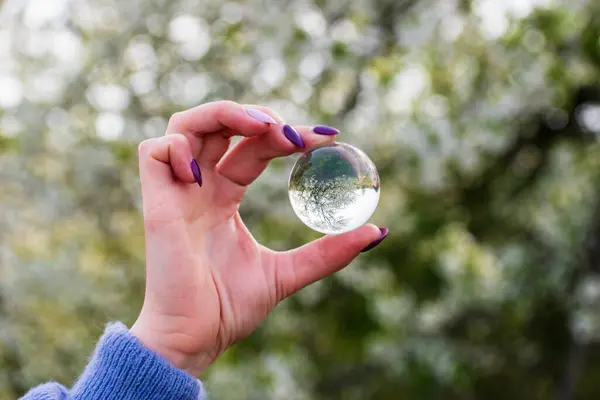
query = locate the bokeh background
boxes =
[1,0,600,398]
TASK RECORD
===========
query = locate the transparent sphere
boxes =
[288,142,380,234]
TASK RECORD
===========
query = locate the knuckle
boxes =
[215,100,238,119]
[167,111,185,128]
[137,138,154,155]
[276,255,298,301]
[168,132,187,146]
[316,240,331,268]
[216,99,238,109]
[301,242,326,273]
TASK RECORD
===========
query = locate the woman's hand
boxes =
[130,101,388,376]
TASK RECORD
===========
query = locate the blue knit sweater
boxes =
[21,322,207,399]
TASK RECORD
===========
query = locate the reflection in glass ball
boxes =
[288,142,380,234]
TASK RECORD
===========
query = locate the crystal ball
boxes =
[288,142,381,234]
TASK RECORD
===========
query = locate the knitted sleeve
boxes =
[20,322,207,400]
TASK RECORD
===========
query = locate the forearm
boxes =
[20,322,206,400]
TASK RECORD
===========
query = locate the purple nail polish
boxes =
[191,159,202,187]
[361,228,389,253]
[313,125,340,135]
[283,125,305,148]
[245,107,277,124]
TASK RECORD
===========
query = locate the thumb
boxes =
[273,224,389,300]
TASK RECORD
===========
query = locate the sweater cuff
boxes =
[71,322,206,400]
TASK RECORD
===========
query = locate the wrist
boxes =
[130,320,213,377]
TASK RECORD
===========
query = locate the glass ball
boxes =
[288,142,380,234]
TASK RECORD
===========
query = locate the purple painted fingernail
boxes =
[191,158,202,187]
[313,125,340,135]
[245,107,277,124]
[361,228,389,253]
[283,125,305,148]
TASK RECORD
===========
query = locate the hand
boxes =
[130,101,388,376]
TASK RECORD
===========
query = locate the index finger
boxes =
[166,100,277,136]
[165,100,278,159]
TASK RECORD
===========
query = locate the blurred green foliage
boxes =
[1,0,600,398]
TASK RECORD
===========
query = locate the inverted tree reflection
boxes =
[289,149,363,232]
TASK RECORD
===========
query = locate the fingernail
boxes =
[361,228,389,253]
[313,125,340,135]
[245,107,277,124]
[283,125,305,148]
[191,158,202,187]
